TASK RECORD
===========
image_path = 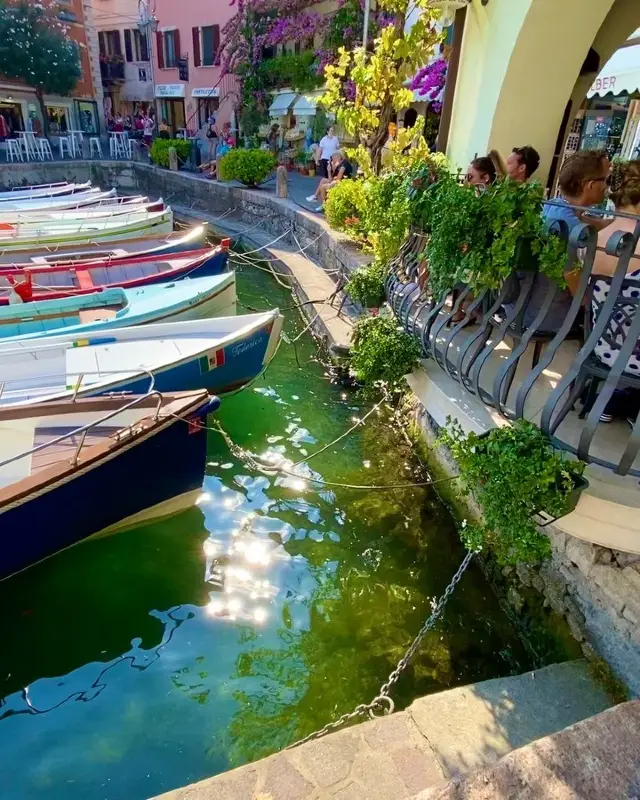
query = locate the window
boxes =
[164,29,178,67]
[99,30,122,57]
[124,29,149,62]
[202,25,220,66]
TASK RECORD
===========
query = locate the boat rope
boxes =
[285,549,475,749]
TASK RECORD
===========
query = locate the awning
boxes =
[588,44,640,98]
[269,92,298,115]
[120,83,155,102]
[292,91,323,116]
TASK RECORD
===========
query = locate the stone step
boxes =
[413,699,640,800]
[152,660,611,800]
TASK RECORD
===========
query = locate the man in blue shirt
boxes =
[503,150,613,332]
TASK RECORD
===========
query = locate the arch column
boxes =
[446,0,630,183]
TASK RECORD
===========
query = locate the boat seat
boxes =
[78,308,117,324]
[75,270,95,291]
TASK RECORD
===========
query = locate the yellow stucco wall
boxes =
[446,0,640,183]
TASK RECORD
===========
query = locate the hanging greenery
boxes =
[345,260,387,309]
[439,419,586,566]
[350,315,421,390]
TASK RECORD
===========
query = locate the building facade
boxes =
[0,0,102,139]
[151,0,238,136]
[90,0,154,124]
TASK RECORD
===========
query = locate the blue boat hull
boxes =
[0,396,218,580]
[97,318,277,398]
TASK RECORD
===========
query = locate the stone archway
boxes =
[446,0,640,183]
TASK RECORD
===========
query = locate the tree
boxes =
[321,1,443,173]
[0,0,82,134]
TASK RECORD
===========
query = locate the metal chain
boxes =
[285,549,475,750]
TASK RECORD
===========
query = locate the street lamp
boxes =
[426,0,473,28]
[138,0,159,113]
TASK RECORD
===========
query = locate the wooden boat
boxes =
[0,188,115,212]
[0,273,236,342]
[0,311,282,406]
[0,199,165,224]
[0,208,173,250]
[0,246,230,303]
[0,224,211,267]
[0,389,219,580]
[0,182,92,203]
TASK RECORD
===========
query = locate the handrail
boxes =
[0,390,165,471]
[387,208,640,477]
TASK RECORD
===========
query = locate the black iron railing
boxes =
[386,208,640,477]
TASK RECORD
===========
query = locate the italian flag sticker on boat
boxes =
[199,348,225,373]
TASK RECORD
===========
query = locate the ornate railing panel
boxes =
[387,207,640,477]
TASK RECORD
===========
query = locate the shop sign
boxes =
[192,87,220,98]
[590,75,618,94]
[155,84,185,98]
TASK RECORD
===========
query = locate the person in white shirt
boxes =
[313,125,339,182]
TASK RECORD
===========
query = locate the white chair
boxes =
[89,137,103,159]
[7,139,23,162]
[69,132,83,158]
[37,139,54,161]
[18,132,39,161]
[59,137,73,159]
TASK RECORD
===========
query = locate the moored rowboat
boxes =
[0,246,230,303]
[0,224,210,267]
[0,273,237,342]
[0,311,282,406]
[0,182,92,202]
[0,389,219,580]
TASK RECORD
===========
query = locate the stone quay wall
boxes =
[3,160,638,697]
[414,404,640,698]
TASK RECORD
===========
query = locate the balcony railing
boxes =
[386,208,640,477]
[100,60,125,83]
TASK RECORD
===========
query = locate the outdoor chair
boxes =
[37,139,53,161]
[58,136,73,159]
[89,137,103,159]
[6,139,23,162]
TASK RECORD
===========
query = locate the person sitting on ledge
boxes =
[306,150,354,212]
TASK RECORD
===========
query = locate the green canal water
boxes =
[0,256,575,799]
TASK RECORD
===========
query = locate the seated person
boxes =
[502,149,611,333]
[505,145,540,183]
[306,151,353,211]
[591,160,640,387]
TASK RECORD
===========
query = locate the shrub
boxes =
[324,179,369,233]
[149,138,191,168]
[364,172,411,263]
[345,260,387,308]
[439,419,586,566]
[350,315,421,390]
[219,149,276,187]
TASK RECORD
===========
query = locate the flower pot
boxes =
[533,473,589,527]
[308,167,316,178]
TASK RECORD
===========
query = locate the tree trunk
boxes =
[35,88,49,137]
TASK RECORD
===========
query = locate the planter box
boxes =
[533,473,589,527]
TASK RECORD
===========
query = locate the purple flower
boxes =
[344,79,356,101]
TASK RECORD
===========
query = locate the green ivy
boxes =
[345,260,387,308]
[219,149,276,187]
[261,51,324,93]
[350,315,421,390]
[149,138,191,168]
[425,178,569,297]
[438,419,586,566]
[363,172,411,263]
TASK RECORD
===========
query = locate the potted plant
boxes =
[439,419,588,565]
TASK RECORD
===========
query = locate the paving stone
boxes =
[151,767,259,800]
[351,750,411,799]
[330,783,366,799]
[261,756,315,800]
[391,745,445,794]
[360,712,413,752]
[297,727,361,789]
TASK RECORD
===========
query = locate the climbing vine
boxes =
[439,419,586,566]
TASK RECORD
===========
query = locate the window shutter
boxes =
[124,29,133,62]
[156,31,164,68]
[98,31,105,56]
[192,27,201,67]
[113,30,122,55]
[140,31,149,62]
[173,29,181,67]
[213,24,221,65]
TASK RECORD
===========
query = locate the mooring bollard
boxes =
[168,146,178,171]
[276,165,288,198]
